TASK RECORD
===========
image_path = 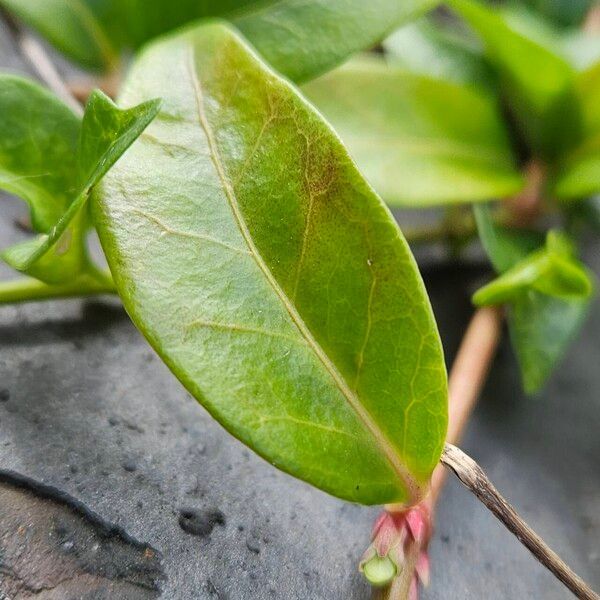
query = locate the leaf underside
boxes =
[93,23,448,506]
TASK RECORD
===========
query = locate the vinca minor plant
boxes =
[0,0,599,598]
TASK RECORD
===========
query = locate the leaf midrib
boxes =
[185,45,421,503]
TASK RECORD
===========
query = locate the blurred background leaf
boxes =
[0,0,440,82]
[383,15,491,85]
[303,56,523,207]
[447,0,582,160]
[517,0,594,28]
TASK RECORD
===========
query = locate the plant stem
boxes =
[425,193,600,598]
[1,8,83,115]
[441,444,600,600]
[0,273,116,305]
[584,4,600,33]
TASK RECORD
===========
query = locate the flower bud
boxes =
[360,504,432,597]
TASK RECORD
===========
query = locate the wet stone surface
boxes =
[1,28,599,599]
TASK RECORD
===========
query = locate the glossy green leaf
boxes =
[302,56,523,207]
[446,0,580,158]
[0,75,80,231]
[1,89,160,284]
[0,0,439,82]
[92,22,448,505]
[383,16,491,86]
[474,204,592,393]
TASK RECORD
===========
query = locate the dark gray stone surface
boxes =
[0,27,599,599]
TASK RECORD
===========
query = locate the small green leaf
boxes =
[93,22,448,505]
[302,56,523,207]
[0,0,440,82]
[1,209,89,284]
[474,204,593,393]
[78,90,162,191]
[446,0,580,158]
[473,235,593,306]
[1,87,160,283]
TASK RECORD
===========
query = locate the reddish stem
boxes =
[428,305,503,507]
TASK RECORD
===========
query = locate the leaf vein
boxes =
[129,208,251,256]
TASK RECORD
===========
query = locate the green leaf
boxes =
[0,0,439,82]
[92,22,448,505]
[519,0,593,29]
[473,233,593,306]
[551,63,600,199]
[508,290,590,394]
[0,75,80,232]
[492,5,600,72]
[1,87,160,283]
[0,0,260,71]
[234,0,439,83]
[77,90,162,191]
[0,74,88,284]
[474,204,592,393]
[302,57,523,207]
[473,204,543,272]
[383,16,491,86]
[1,209,90,284]
[446,0,580,158]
